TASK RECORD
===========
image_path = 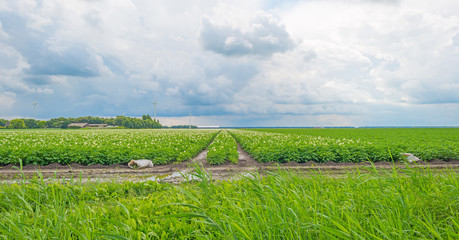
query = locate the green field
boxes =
[206,130,239,165]
[0,128,458,166]
[1,128,458,239]
[0,129,219,165]
[230,128,459,163]
[0,165,457,239]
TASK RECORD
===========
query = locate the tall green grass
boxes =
[0,164,458,239]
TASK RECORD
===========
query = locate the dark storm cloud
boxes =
[0,12,46,61]
[1,12,100,78]
[410,84,459,104]
[27,45,101,77]
[23,77,50,86]
[199,14,295,57]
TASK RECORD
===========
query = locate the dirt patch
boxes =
[1,147,458,183]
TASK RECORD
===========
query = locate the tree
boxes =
[144,119,154,128]
[171,125,197,129]
[103,118,113,125]
[47,117,71,129]
[142,114,152,121]
[9,119,26,129]
[2,115,161,129]
[132,118,145,129]
[122,119,134,128]
[22,119,38,128]
[113,116,126,126]
[37,121,47,128]
[153,119,162,128]
[0,119,8,127]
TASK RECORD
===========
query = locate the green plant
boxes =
[206,130,239,165]
[229,128,459,163]
[0,129,219,165]
[1,165,457,239]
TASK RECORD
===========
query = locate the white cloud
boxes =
[200,11,295,57]
[0,0,458,125]
[275,0,459,106]
[0,40,33,94]
[0,22,9,40]
[0,92,15,113]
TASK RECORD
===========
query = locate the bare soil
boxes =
[1,145,458,183]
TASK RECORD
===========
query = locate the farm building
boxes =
[87,124,108,128]
[68,123,108,128]
[68,123,89,128]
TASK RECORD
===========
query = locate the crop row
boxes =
[1,128,456,166]
[229,129,405,163]
[0,129,219,165]
[206,130,239,165]
[254,128,459,161]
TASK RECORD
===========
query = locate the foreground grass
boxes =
[0,165,458,239]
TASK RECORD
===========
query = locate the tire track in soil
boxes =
[160,132,262,183]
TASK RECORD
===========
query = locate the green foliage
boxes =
[122,119,134,128]
[113,116,161,129]
[0,119,8,127]
[41,115,163,129]
[142,114,152,121]
[8,119,26,129]
[22,119,38,128]
[229,129,377,163]
[0,129,219,165]
[74,116,106,124]
[206,130,239,165]
[253,128,459,161]
[37,121,47,128]
[47,117,71,129]
[170,125,198,129]
[0,166,457,239]
[113,116,126,126]
[0,115,162,130]
[229,128,459,163]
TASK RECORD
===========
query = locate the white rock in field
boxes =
[128,159,154,169]
[401,153,420,163]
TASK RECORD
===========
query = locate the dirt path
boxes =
[1,151,458,183]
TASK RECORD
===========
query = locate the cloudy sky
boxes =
[0,0,458,127]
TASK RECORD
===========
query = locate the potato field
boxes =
[0,128,457,166]
[232,128,459,162]
[0,129,219,165]
[0,128,458,239]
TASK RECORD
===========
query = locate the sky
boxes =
[0,0,458,127]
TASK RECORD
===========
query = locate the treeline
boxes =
[0,114,161,129]
[165,125,198,129]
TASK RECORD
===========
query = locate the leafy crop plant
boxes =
[206,130,239,165]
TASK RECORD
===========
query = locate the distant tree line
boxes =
[0,114,162,129]
[164,125,198,129]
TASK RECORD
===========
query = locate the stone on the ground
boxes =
[128,159,154,169]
